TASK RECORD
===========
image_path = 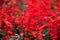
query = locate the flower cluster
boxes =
[0,0,60,40]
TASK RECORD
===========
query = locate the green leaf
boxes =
[42,28,48,34]
[12,29,19,34]
[14,37,17,40]
[0,34,2,39]
[0,30,3,39]
[0,30,3,34]
[43,36,51,40]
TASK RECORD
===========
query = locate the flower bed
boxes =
[0,0,60,40]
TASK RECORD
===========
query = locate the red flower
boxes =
[25,38,30,40]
